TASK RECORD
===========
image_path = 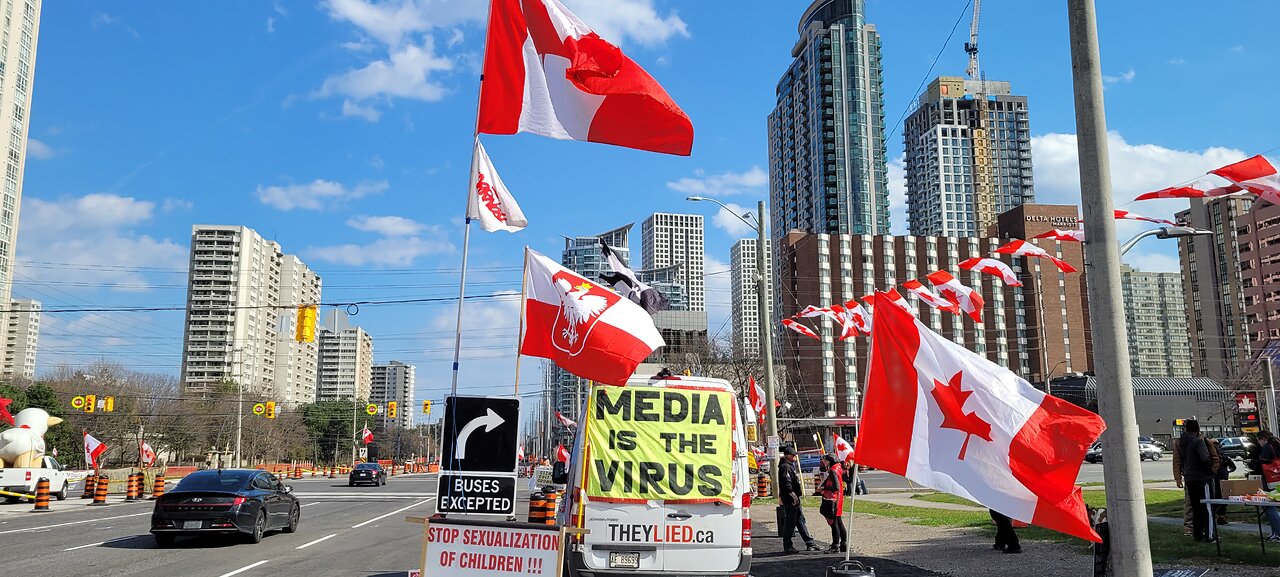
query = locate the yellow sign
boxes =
[103,397,115,412]
[747,451,758,471]
[366,403,378,416]
[585,386,735,504]
[71,396,85,410]
[1244,426,1261,433]
[253,403,266,416]
[84,394,96,413]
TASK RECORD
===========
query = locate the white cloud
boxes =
[267,17,276,33]
[27,138,55,160]
[667,166,767,197]
[346,215,425,236]
[704,255,732,341]
[562,0,689,48]
[1232,45,1245,53]
[341,99,382,122]
[1102,68,1136,84]
[1167,58,1186,65]
[256,179,388,211]
[161,198,194,213]
[91,13,119,28]
[317,39,453,105]
[1125,252,1181,273]
[887,154,907,235]
[446,28,464,48]
[709,202,755,237]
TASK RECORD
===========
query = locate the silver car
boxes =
[1138,441,1163,461]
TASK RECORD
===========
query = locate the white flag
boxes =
[467,138,528,233]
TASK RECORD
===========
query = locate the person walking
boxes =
[1175,419,1217,542]
[818,454,847,553]
[1250,430,1280,540]
[989,509,1021,554]
[1209,438,1235,526]
[778,446,820,554]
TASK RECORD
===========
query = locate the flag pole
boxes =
[513,248,529,395]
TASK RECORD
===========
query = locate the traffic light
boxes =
[103,397,115,412]
[387,401,397,419]
[265,401,277,419]
[422,400,432,415]
[296,304,318,343]
[84,394,96,413]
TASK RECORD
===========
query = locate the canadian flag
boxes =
[1210,155,1280,205]
[1113,210,1175,226]
[795,305,830,319]
[781,318,820,340]
[361,424,374,445]
[477,0,694,156]
[841,300,873,336]
[994,240,1077,274]
[1135,177,1243,201]
[926,271,985,323]
[901,280,960,314]
[84,432,107,470]
[555,411,577,429]
[747,376,766,415]
[866,288,916,316]
[517,444,525,460]
[467,139,528,233]
[855,293,1105,542]
[521,248,664,386]
[1033,229,1084,242]
[833,435,855,463]
[958,257,1023,287]
[140,440,157,467]
[556,443,570,463]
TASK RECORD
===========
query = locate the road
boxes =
[0,473,452,577]
[856,457,1178,491]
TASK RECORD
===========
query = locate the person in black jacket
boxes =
[778,446,820,553]
[1177,420,1215,542]
[1252,431,1280,540]
[1209,438,1235,526]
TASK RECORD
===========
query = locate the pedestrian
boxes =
[989,509,1021,554]
[1250,430,1280,540]
[778,446,821,554]
[819,454,847,553]
[841,457,868,496]
[1209,438,1235,526]
[1174,419,1217,542]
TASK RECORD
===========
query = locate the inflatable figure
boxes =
[0,408,63,468]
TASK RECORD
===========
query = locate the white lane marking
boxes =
[351,499,431,529]
[217,560,269,577]
[0,512,149,535]
[63,541,104,551]
[300,502,321,507]
[295,533,337,549]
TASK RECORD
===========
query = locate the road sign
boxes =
[366,403,378,416]
[252,403,265,416]
[439,396,520,474]
[359,447,368,458]
[70,396,85,410]
[436,473,516,515]
[421,517,561,577]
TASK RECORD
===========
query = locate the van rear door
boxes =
[579,497,666,572]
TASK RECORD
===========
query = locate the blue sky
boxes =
[18,1,1279,411]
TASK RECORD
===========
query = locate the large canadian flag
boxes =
[477,0,694,156]
[521,248,665,385]
[84,432,107,469]
[1211,155,1280,205]
[467,139,528,232]
[854,292,1105,542]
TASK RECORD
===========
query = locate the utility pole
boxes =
[233,348,244,469]
[1266,361,1278,435]
[756,200,781,493]
[1066,1,1152,574]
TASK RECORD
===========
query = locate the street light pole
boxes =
[1067,1,1152,573]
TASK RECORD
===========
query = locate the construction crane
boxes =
[965,0,996,234]
[965,0,982,81]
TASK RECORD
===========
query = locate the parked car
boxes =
[1138,435,1167,451]
[348,462,386,486]
[1084,442,1103,463]
[151,469,299,547]
[1216,437,1255,460]
[1138,441,1163,461]
[0,456,71,502]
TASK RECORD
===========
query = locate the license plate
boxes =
[182,521,202,530]
[608,552,640,569]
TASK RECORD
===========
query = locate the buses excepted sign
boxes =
[425,518,562,577]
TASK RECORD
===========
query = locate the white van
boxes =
[559,375,752,577]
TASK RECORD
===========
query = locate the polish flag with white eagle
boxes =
[1211,155,1280,206]
[555,411,577,429]
[781,318,820,340]
[958,257,1023,287]
[994,240,1077,273]
[1113,210,1174,226]
[477,0,693,156]
[1135,177,1243,201]
[901,280,960,314]
[467,139,528,232]
[926,271,985,323]
[521,248,665,386]
[854,293,1105,541]
[1033,229,1084,242]
[84,432,107,469]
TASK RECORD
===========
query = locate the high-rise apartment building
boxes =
[317,310,373,402]
[274,255,321,406]
[1177,195,1280,385]
[768,0,889,247]
[2,298,38,379]
[641,213,705,312]
[904,76,1034,236]
[371,361,415,429]
[0,1,41,368]
[1120,265,1192,378]
[730,238,772,359]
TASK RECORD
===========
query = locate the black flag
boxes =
[599,239,669,315]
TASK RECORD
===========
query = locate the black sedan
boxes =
[348,463,386,486]
[151,469,299,547]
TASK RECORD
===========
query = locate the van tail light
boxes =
[741,492,752,548]
[232,497,246,506]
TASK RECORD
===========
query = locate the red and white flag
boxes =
[958,257,1023,287]
[854,294,1105,542]
[361,424,374,445]
[901,280,960,314]
[747,376,766,415]
[84,432,107,469]
[555,411,577,429]
[781,318,820,340]
[926,271,985,323]
[522,248,664,386]
[841,300,873,336]
[1033,229,1084,242]
[1210,155,1280,205]
[467,139,528,233]
[833,435,855,463]
[477,0,694,156]
[140,440,157,467]
[517,445,525,461]
[795,305,830,319]
[1113,210,1174,226]
[556,443,570,463]
[866,288,916,316]
[994,240,1077,274]
[1135,177,1242,201]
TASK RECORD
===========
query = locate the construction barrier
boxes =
[756,474,770,498]
[31,478,50,512]
[81,474,97,499]
[124,473,138,502]
[328,467,335,479]
[528,492,547,524]
[543,490,561,525]
[90,476,109,506]
[150,473,166,499]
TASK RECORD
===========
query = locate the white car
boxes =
[1138,442,1163,461]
